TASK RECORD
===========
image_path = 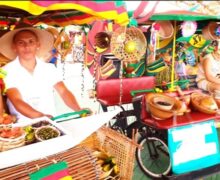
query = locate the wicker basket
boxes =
[78,126,137,180]
[0,135,25,152]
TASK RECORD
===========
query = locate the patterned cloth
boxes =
[29,161,72,180]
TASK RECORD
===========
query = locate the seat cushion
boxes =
[96,76,155,106]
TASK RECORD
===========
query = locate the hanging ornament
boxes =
[189,34,207,49]
[181,21,197,37]
[185,50,196,66]
[94,32,111,53]
[54,29,72,61]
[72,32,85,63]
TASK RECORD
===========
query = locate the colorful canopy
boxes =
[124,1,220,23]
[0,1,129,26]
[150,1,220,21]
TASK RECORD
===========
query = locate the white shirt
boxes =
[3,57,62,121]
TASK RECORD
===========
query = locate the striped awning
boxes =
[0,1,129,26]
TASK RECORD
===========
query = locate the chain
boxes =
[92,53,98,103]
[81,62,85,98]
[119,61,123,105]
[62,58,66,81]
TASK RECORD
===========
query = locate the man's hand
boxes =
[80,108,93,117]
[43,114,54,119]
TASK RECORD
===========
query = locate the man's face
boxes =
[12,30,40,60]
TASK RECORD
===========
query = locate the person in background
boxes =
[196,40,220,105]
[0,68,6,122]
[0,26,86,121]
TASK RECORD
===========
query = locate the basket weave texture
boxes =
[110,26,147,63]
[0,135,25,152]
[78,126,137,180]
[0,146,101,180]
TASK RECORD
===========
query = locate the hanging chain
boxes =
[81,61,85,98]
[92,53,98,103]
[119,60,123,105]
[62,58,66,81]
[119,26,127,105]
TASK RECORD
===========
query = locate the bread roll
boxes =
[200,97,218,110]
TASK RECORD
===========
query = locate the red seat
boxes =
[96,76,155,106]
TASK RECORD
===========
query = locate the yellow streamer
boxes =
[157,32,160,49]
[170,21,177,91]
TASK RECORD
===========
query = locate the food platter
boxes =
[0,117,74,169]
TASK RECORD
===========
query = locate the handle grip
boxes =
[51,109,91,122]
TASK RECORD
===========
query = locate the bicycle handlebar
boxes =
[130,89,155,97]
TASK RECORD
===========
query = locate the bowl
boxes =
[153,96,174,110]
[191,92,218,114]
[35,126,61,141]
[0,127,26,151]
[146,93,182,120]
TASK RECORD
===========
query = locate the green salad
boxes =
[36,126,60,141]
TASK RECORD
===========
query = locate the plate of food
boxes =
[0,114,16,127]
[0,118,74,169]
[0,127,26,151]
[35,125,61,141]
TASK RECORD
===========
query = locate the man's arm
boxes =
[6,88,47,118]
[54,81,81,111]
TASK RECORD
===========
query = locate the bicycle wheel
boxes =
[136,136,171,178]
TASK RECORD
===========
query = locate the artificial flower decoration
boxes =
[181,21,197,37]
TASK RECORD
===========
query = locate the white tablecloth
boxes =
[59,108,122,147]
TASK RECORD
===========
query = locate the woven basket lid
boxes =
[110,26,147,62]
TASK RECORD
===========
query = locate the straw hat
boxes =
[154,21,174,40]
[191,92,218,114]
[0,26,54,60]
[202,22,220,40]
[0,53,11,66]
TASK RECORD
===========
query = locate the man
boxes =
[0,26,85,121]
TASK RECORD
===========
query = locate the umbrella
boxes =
[0,1,129,26]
